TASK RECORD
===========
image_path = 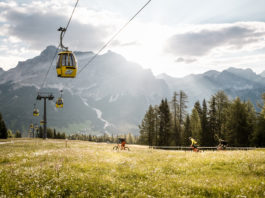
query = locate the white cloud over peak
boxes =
[166,22,265,57]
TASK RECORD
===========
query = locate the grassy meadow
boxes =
[0,139,264,197]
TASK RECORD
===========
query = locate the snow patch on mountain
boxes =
[81,98,89,106]
[109,94,120,103]
[92,108,112,135]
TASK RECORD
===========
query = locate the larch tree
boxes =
[178,90,188,143]
[201,99,209,146]
[183,114,192,146]
[171,91,181,145]
[215,91,230,138]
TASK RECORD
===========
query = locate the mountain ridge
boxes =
[0,46,264,135]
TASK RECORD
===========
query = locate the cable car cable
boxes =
[78,0,152,75]
[64,0,79,34]
[40,45,60,89]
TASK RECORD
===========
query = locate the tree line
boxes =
[36,127,66,139]
[0,113,8,139]
[139,91,265,147]
[0,116,139,144]
[68,133,138,144]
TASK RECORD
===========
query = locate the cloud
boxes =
[0,0,116,51]
[175,57,197,64]
[166,23,265,57]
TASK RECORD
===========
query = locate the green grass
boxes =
[0,139,264,197]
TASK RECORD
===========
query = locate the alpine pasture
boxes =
[0,139,264,197]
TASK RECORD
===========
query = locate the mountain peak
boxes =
[226,67,255,75]
[40,45,58,57]
[203,70,220,77]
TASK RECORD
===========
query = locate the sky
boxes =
[1,0,265,77]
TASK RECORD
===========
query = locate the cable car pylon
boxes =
[36,92,54,139]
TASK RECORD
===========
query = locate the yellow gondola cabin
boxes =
[56,97,64,108]
[56,51,77,78]
[33,108,39,116]
[56,27,77,78]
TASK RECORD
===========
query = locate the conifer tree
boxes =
[158,99,172,146]
[190,108,202,144]
[245,100,256,143]
[262,93,265,119]
[201,99,209,146]
[215,91,230,138]
[226,97,251,146]
[47,128,53,138]
[178,91,188,127]
[183,115,192,146]
[53,129,57,138]
[39,126,43,138]
[208,96,218,146]
[154,105,160,146]
[0,113,8,139]
[15,130,22,138]
[252,93,265,146]
[194,101,202,118]
[139,105,155,145]
[177,91,188,144]
[252,113,265,146]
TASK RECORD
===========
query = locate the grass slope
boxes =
[0,139,264,197]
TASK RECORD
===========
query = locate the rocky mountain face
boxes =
[0,68,4,75]
[0,46,169,135]
[260,71,265,78]
[0,46,264,135]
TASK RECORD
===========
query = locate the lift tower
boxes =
[36,93,54,139]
